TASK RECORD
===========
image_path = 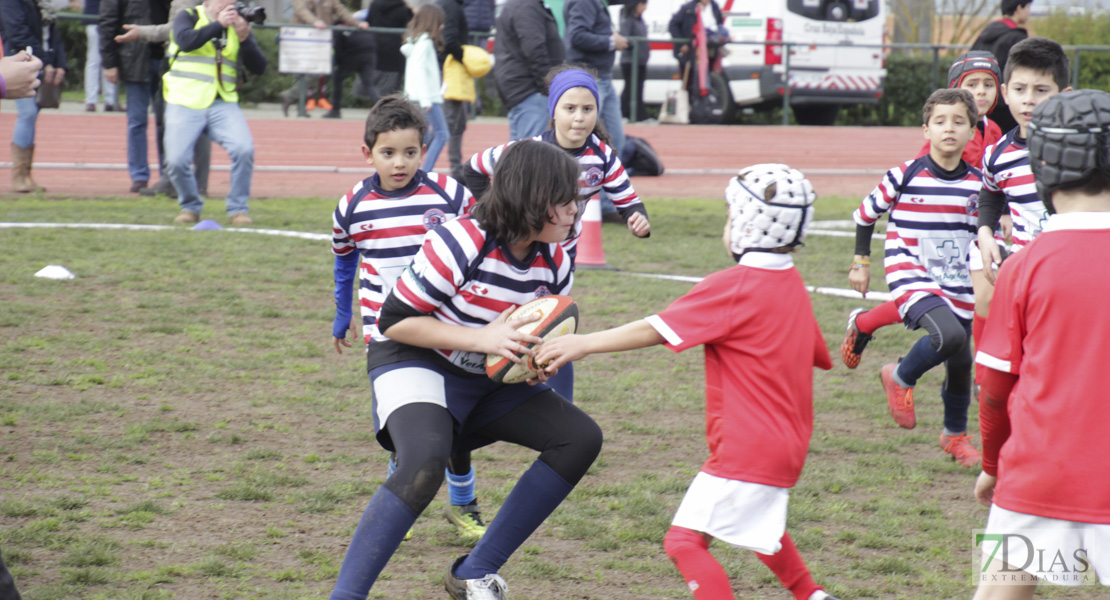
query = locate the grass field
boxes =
[0,194,1098,600]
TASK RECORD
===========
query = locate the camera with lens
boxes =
[235,1,266,24]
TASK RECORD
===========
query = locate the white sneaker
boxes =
[445,556,508,600]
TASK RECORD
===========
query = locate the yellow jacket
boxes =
[443,45,492,103]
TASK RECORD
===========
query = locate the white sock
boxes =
[808,591,829,600]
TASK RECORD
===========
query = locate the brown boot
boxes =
[10,143,44,193]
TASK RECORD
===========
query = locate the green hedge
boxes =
[1035,10,1110,91]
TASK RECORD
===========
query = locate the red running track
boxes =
[0,109,923,200]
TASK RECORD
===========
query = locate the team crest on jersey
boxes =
[423,209,448,230]
[967,193,979,215]
[582,166,604,188]
[534,286,551,299]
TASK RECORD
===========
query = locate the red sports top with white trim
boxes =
[975,212,1110,524]
[645,253,832,488]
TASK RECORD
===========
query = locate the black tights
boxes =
[383,391,602,514]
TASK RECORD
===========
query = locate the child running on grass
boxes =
[330,95,489,541]
[973,89,1110,597]
[847,88,983,466]
[841,50,1006,370]
[534,164,839,600]
[328,140,602,600]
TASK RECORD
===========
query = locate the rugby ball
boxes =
[486,295,578,384]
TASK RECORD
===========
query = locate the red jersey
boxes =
[915,116,1002,169]
[645,253,832,488]
[975,212,1110,524]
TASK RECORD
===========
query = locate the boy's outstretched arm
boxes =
[332,252,360,354]
[536,319,666,371]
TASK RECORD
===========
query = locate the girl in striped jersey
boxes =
[463,65,652,248]
[328,140,602,600]
[847,89,983,467]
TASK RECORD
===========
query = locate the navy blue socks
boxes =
[329,486,418,600]
[453,460,573,580]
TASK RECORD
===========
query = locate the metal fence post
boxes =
[932,45,940,90]
[781,42,791,127]
[630,42,640,123]
[1072,48,1081,89]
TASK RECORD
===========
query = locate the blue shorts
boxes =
[368,359,551,452]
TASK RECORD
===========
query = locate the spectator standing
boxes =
[366,0,412,99]
[323,9,378,119]
[437,0,468,179]
[401,4,448,172]
[564,0,627,220]
[100,0,171,194]
[1,0,67,193]
[461,0,493,114]
[84,0,121,112]
[163,0,267,226]
[111,0,212,198]
[279,0,368,117]
[619,0,648,122]
[970,0,1032,132]
[493,0,563,141]
[669,0,725,102]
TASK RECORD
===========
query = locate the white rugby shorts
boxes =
[671,471,789,555]
[981,505,1110,586]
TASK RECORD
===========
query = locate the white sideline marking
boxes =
[621,272,890,302]
[0,222,889,301]
[0,163,886,178]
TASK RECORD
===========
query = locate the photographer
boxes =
[163,0,266,226]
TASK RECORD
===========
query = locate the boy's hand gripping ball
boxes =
[486,295,579,384]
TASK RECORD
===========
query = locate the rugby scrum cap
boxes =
[725,164,816,256]
[1027,89,1110,212]
[948,51,1001,113]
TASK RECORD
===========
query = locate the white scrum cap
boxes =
[725,163,816,256]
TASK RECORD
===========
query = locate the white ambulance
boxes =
[616,0,886,125]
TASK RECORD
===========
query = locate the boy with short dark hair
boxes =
[847,88,984,466]
[971,37,1070,375]
[535,164,839,600]
[973,89,1110,598]
[330,94,486,541]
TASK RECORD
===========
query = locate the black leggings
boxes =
[383,391,603,514]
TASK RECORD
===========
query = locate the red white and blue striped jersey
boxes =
[982,130,1048,252]
[468,130,642,211]
[390,215,574,374]
[854,156,981,320]
[332,171,475,344]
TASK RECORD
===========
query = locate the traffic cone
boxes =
[575,198,614,270]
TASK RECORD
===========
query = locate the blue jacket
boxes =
[0,0,66,68]
[563,0,614,74]
[462,0,495,32]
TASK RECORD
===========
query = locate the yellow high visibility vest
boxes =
[163,8,241,109]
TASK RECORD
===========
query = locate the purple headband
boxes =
[547,69,600,118]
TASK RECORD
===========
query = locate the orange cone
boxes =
[575,198,614,270]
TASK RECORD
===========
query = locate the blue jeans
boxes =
[423,103,448,172]
[125,60,164,183]
[164,99,254,216]
[13,97,38,148]
[507,92,549,141]
[596,75,625,215]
